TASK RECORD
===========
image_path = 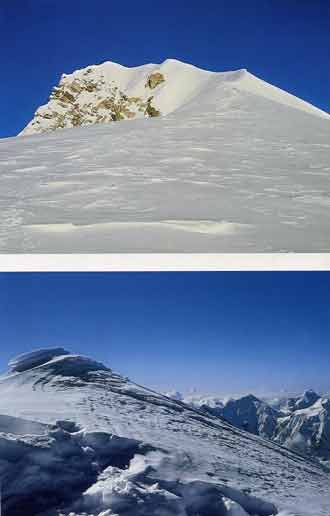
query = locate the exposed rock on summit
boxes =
[20,58,329,139]
[145,71,165,89]
[21,62,168,135]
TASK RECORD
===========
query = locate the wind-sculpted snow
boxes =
[0,419,144,516]
[0,422,276,516]
[1,60,330,252]
[42,450,277,516]
[8,347,70,372]
[0,350,329,515]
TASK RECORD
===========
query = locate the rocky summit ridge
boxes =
[21,62,168,135]
[20,58,329,136]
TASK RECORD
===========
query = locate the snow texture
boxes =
[0,349,329,515]
[1,59,330,252]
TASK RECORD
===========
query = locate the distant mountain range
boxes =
[170,389,330,463]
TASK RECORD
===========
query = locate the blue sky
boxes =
[1,0,329,138]
[0,272,329,395]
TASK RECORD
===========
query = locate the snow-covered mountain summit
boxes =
[8,347,71,372]
[21,58,329,136]
[1,59,330,252]
[0,348,329,515]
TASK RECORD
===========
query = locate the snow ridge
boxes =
[8,347,70,372]
[20,58,329,136]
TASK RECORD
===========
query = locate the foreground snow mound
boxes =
[64,452,277,516]
[8,347,70,372]
[0,420,144,516]
[1,420,276,516]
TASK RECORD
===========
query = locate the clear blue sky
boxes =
[1,0,329,138]
[1,272,330,396]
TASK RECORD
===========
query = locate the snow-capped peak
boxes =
[294,388,320,410]
[8,347,70,372]
[20,58,329,136]
[7,347,110,380]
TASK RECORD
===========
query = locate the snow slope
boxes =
[1,59,330,252]
[0,349,329,515]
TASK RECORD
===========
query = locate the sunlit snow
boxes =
[1,59,330,252]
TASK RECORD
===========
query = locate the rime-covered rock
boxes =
[145,71,166,89]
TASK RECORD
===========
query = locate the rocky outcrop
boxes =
[22,65,163,135]
[145,71,165,89]
[145,96,161,117]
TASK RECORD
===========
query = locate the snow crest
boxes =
[8,347,70,372]
[20,58,330,136]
